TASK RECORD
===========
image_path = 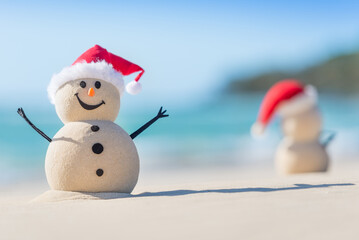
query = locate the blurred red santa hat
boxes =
[251,79,317,136]
[48,45,144,103]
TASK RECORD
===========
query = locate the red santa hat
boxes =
[48,45,144,103]
[251,79,317,136]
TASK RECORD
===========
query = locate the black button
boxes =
[91,125,100,132]
[92,143,103,154]
[96,169,104,177]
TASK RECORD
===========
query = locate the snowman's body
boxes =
[45,120,139,193]
[275,138,329,174]
[275,107,329,174]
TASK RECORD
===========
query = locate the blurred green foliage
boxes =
[228,51,359,94]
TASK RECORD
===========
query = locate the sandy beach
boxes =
[2,1,359,239]
[1,160,358,240]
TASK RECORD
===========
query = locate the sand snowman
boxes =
[251,80,330,174]
[18,45,168,193]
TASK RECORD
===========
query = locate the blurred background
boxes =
[1,0,359,185]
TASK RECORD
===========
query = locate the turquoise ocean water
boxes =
[1,93,359,184]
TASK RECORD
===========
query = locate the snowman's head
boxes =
[48,45,145,123]
[281,106,322,141]
[54,78,121,123]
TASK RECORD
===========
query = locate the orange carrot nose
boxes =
[88,88,95,97]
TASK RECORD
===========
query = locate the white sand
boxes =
[0,162,358,240]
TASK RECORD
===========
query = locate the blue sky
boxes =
[1,0,359,109]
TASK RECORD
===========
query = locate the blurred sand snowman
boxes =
[252,80,334,174]
[18,45,168,193]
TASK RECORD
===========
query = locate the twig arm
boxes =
[321,130,336,148]
[130,107,169,139]
[17,107,52,143]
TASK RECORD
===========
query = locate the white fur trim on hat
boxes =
[277,85,317,117]
[47,61,125,104]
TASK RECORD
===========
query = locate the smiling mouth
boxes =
[75,93,105,110]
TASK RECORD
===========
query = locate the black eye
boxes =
[80,81,86,88]
[95,81,101,89]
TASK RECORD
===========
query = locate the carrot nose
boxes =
[88,88,95,97]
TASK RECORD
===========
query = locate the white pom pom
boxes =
[251,122,265,138]
[126,81,142,95]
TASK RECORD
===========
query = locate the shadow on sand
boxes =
[32,183,355,202]
[132,183,355,198]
